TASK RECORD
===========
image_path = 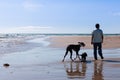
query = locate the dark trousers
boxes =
[93,43,103,60]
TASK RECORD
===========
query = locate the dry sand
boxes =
[49,36,120,49]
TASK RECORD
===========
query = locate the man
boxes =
[91,23,104,60]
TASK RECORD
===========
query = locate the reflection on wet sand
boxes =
[64,61,87,79]
[92,60,104,80]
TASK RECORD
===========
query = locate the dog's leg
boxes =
[62,50,68,62]
[81,56,84,62]
[74,54,78,60]
[70,50,74,61]
[84,56,87,62]
[76,51,81,61]
[81,56,86,62]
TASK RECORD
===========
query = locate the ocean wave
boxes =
[0,34,50,55]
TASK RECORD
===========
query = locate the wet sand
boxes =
[0,35,120,80]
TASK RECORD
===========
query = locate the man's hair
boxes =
[95,23,100,29]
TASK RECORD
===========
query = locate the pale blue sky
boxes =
[0,0,120,33]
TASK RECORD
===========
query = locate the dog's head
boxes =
[78,42,85,47]
[82,52,87,57]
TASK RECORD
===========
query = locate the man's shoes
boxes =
[101,56,104,59]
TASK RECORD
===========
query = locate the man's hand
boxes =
[91,42,93,45]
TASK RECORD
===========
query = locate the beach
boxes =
[0,34,120,80]
[49,35,120,49]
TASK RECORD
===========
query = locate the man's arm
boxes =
[101,30,104,43]
[91,34,94,44]
[101,34,104,43]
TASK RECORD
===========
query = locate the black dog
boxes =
[80,52,87,62]
[62,42,85,62]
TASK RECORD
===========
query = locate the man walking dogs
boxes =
[91,23,104,60]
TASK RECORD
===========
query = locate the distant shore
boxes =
[49,35,120,49]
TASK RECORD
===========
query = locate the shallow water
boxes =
[0,45,120,80]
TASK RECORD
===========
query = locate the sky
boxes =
[0,0,120,34]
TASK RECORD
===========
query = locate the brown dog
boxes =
[62,42,85,62]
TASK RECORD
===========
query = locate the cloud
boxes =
[0,26,53,33]
[0,1,19,8]
[113,12,120,16]
[22,1,44,10]
[15,26,52,33]
[0,1,43,10]
[18,26,52,30]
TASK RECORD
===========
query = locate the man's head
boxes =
[95,23,100,29]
